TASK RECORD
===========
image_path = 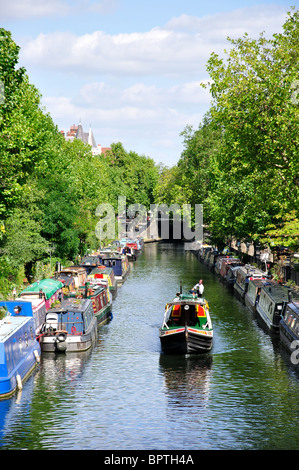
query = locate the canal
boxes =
[1,242,299,450]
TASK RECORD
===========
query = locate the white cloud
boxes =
[20,4,288,79]
[0,0,119,19]
[20,28,213,78]
[19,4,290,165]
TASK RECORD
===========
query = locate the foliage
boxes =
[0,29,160,294]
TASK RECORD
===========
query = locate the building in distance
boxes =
[60,122,111,156]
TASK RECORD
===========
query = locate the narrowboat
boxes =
[208,251,219,271]
[219,257,243,280]
[56,267,87,289]
[203,249,213,266]
[0,303,41,399]
[280,301,299,355]
[245,279,276,313]
[99,253,130,284]
[19,279,63,311]
[53,272,76,295]
[78,256,103,275]
[88,265,118,299]
[0,298,46,337]
[159,292,213,354]
[65,283,112,325]
[199,245,212,262]
[255,284,296,333]
[233,265,266,303]
[122,244,136,261]
[38,298,98,353]
[225,265,241,289]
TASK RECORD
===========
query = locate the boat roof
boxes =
[248,279,275,287]
[167,293,206,306]
[287,301,299,315]
[19,279,63,299]
[0,316,32,343]
[262,284,298,302]
[89,266,114,274]
[47,298,91,313]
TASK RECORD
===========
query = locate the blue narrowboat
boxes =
[0,298,46,336]
[98,252,130,284]
[0,302,41,399]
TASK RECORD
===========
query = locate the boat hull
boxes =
[159,326,213,354]
[95,303,112,325]
[0,317,41,399]
[39,318,98,353]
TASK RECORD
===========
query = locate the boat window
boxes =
[171,305,181,317]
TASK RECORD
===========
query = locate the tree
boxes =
[203,8,299,248]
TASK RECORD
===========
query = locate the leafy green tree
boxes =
[203,8,299,248]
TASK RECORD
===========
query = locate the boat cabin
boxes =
[57,267,87,288]
[41,298,94,336]
[234,265,266,302]
[19,279,63,311]
[280,301,299,354]
[164,295,209,329]
[0,298,47,336]
[245,279,275,313]
[219,257,243,278]
[256,284,296,333]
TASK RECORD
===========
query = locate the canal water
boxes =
[1,242,299,451]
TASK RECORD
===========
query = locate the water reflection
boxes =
[159,354,213,408]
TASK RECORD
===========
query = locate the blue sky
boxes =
[1,0,295,166]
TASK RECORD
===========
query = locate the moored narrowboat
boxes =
[122,244,136,261]
[159,292,213,354]
[245,279,276,313]
[0,298,46,337]
[280,301,299,355]
[219,257,243,281]
[19,279,64,311]
[0,304,41,399]
[233,265,266,303]
[38,298,98,353]
[256,284,297,333]
[65,283,112,325]
[56,267,87,289]
[99,252,130,284]
[88,265,118,299]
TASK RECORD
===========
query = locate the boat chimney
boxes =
[180,282,182,294]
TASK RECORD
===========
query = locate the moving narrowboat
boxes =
[65,283,112,325]
[233,265,266,303]
[19,279,64,311]
[0,303,41,399]
[38,298,98,353]
[255,284,296,333]
[88,265,118,299]
[280,301,299,355]
[159,292,213,354]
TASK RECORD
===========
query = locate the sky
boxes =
[1,0,296,166]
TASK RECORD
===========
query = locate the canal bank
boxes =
[1,243,299,450]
